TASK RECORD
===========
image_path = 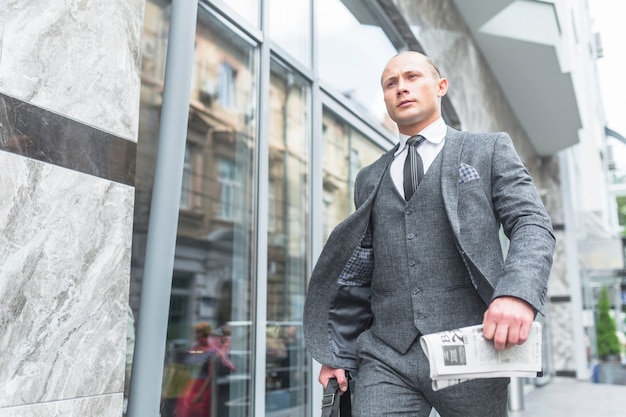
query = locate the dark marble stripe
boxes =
[0,92,136,186]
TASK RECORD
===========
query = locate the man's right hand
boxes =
[319,364,349,393]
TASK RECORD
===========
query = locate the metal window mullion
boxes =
[126,1,198,416]
[253,0,271,415]
[309,0,324,415]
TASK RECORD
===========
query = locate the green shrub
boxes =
[596,286,622,360]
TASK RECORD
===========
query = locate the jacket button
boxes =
[409,260,416,267]
[407,233,415,240]
[412,287,420,294]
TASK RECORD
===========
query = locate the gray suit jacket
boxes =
[303,127,555,370]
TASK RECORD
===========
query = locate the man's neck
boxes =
[398,116,443,137]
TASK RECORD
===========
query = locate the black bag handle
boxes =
[321,378,351,417]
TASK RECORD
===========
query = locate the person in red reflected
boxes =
[176,323,214,417]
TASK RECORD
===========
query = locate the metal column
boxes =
[126,1,198,416]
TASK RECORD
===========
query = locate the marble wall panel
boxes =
[0,151,134,407]
[539,155,565,225]
[548,230,569,297]
[547,301,577,373]
[0,393,123,417]
[0,6,4,62]
[0,0,144,141]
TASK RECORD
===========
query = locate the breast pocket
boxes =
[458,178,494,219]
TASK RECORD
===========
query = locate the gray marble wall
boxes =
[0,0,144,141]
[0,1,144,415]
[391,0,573,375]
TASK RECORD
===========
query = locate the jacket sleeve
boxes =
[489,133,555,313]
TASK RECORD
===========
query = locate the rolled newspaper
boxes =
[420,322,543,391]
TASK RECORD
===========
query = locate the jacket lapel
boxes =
[441,127,465,238]
[367,145,398,194]
[353,144,398,208]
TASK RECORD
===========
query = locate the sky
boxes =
[589,0,626,162]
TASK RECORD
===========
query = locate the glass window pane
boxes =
[265,58,310,415]
[134,3,258,417]
[318,0,397,133]
[225,0,260,29]
[322,110,385,241]
[269,0,312,67]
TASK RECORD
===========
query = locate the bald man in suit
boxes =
[303,51,554,416]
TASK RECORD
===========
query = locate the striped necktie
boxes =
[403,135,426,201]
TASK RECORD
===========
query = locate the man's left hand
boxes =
[482,296,534,350]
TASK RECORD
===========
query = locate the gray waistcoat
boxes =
[369,152,487,354]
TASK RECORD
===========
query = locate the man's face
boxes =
[381,52,448,135]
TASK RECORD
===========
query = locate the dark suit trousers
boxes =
[352,330,509,417]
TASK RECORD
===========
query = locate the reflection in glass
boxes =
[265,59,310,415]
[321,111,385,241]
[133,3,257,417]
[318,0,397,133]
[268,0,312,67]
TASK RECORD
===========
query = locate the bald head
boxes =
[381,51,442,87]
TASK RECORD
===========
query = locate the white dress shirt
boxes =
[390,117,447,199]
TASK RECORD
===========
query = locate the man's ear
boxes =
[438,77,448,97]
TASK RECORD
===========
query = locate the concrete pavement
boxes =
[509,377,625,417]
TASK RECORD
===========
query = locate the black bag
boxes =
[321,378,351,417]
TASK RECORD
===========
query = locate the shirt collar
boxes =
[396,117,447,155]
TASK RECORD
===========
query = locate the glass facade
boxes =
[269,0,312,67]
[321,110,387,239]
[130,1,397,415]
[264,58,311,414]
[226,0,260,28]
[318,0,397,132]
